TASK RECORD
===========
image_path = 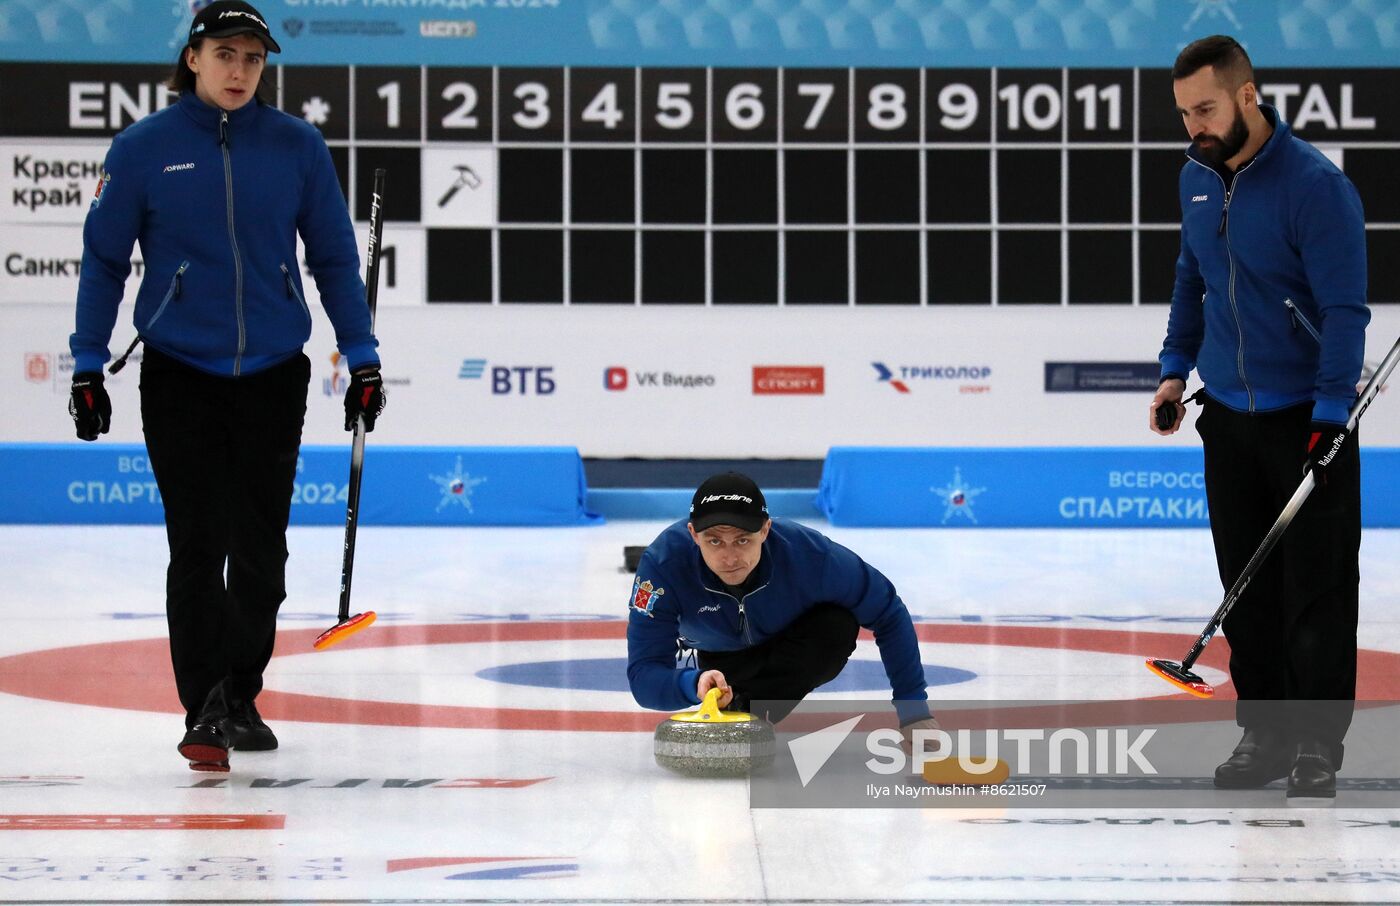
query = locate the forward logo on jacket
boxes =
[631,579,664,618]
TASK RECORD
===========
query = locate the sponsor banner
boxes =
[753,365,824,395]
[817,446,1400,528]
[0,444,599,526]
[0,814,285,830]
[1046,361,1162,393]
[6,305,1399,456]
[0,141,109,224]
[0,224,143,306]
[604,367,718,392]
[0,2,1397,66]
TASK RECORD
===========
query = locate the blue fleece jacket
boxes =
[1159,106,1370,425]
[626,519,929,721]
[70,91,377,377]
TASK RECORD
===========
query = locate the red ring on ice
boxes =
[2,622,1398,732]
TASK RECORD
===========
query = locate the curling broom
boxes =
[1146,331,1400,696]
[314,168,387,651]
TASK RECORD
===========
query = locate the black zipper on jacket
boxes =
[219,110,246,376]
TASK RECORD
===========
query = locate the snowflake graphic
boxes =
[930,467,986,525]
[301,97,332,126]
[1184,0,1242,31]
[429,456,487,513]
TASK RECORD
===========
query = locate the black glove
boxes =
[68,372,111,441]
[344,366,385,432]
[1306,420,1349,485]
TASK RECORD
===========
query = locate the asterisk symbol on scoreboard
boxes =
[301,96,332,126]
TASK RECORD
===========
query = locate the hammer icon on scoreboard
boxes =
[437,164,482,208]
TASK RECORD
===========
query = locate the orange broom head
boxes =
[313,611,377,650]
[1145,658,1215,698]
[922,756,1011,787]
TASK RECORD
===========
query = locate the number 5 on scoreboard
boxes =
[643,70,706,141]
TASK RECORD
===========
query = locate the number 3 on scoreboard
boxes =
[513,82,550,129]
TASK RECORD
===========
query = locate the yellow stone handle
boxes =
[669,685,752,723]
[697,687,724,720]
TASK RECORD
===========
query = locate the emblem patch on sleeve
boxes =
[630,578,664,617]
[91,172,110,208]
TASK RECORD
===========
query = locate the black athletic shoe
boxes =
[178,683,231,770]
[1213,727,1292,789]
[219,698,278,751]
[178,723,229,772]
[1287,740,1337,803]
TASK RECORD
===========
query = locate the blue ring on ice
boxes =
[476,657,976,692]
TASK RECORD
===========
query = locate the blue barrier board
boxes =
[816,447,1400,528]
[0,444,600,526]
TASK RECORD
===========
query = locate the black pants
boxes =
[1197,395,1361,749]
[140,347,310,728]
[698,604,860,723]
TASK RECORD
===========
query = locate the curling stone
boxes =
[654,688,775,777]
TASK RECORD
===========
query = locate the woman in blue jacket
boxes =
[66,1,385,772]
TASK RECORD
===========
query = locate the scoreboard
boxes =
[2,62,1397,308]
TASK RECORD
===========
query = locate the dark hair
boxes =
[164,37,272,102]
[165,38,201,94]
[1172,35,1255,90]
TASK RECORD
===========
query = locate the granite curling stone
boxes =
[654,688,776,777]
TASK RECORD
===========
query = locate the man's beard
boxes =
[1193,105,1250,166]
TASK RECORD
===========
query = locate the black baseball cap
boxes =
[190,1,281,54]
[689,473,769,533]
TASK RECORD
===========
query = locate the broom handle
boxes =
[336,169,386,622]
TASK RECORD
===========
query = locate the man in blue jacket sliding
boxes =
[626,472,935,739]
[1149,35,1370,800]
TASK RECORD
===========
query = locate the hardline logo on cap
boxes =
[701,494,752,505]
[218,10,268,28]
